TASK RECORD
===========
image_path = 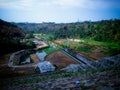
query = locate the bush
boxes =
[26,40,36,48]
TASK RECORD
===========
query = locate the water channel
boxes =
[19,41,58,73]
[21,51,47,64]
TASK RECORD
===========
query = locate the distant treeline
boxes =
[16,19,120,43]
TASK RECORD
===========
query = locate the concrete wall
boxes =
[8,49,36,67]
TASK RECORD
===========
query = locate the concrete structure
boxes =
[36,52,47,61]
[36,61,55,73]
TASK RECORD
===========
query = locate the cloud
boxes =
[0,0,120,10]
[0,0,37,10]
[53,0,120,9]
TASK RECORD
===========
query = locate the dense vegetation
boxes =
[16,19,120,43]
[0,19,35,56]
[1,19,120,55]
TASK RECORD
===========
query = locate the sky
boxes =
[0,0,120,23]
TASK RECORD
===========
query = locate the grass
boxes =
[47,48,56,53]
[42,47,56,54]
[34,34,120,55]
[59,38,120,55]
[33,33,50,40]
[34,34,62,54]
[72,43,94,53]
[59,39,94,53]
[83,38,119,48]
[38,46,61,54]
[82,39,120,55]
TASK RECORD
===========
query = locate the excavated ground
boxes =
[46,51,78,67]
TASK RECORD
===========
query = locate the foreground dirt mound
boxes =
[0,69,119,90]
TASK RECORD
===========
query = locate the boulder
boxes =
[61,64,81,72]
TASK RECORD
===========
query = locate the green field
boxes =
[60,38,120,55]
[34,33,120,56]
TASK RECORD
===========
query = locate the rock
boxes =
[94,54,120,68]
[61,64,81,72]
[99,86,114,90]
[83,80,95,87]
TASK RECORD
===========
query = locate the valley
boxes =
[0,19,120,90]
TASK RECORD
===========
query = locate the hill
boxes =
[16,19,120,43]
[0,19,26,55]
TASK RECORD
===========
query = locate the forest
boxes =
[0,19,120,56]
[16,19,120,43]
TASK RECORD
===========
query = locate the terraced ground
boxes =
[0,38,120,90]
[0,51,120,90]
[0,50,78,78]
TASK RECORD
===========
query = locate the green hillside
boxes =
[16,19,120,43]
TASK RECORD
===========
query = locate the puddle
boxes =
[21,57,30,64]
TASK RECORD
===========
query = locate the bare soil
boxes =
[0,53,36,78]
[54,39,65,45]
[0,54,14,78]
[0,54,11,65]
[30,38,48,50]
[87,46,107,60]
[46,51,78,67]
[30,54,40,63]
[76,46,107,61]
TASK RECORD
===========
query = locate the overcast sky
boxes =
[0,0,120,23]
